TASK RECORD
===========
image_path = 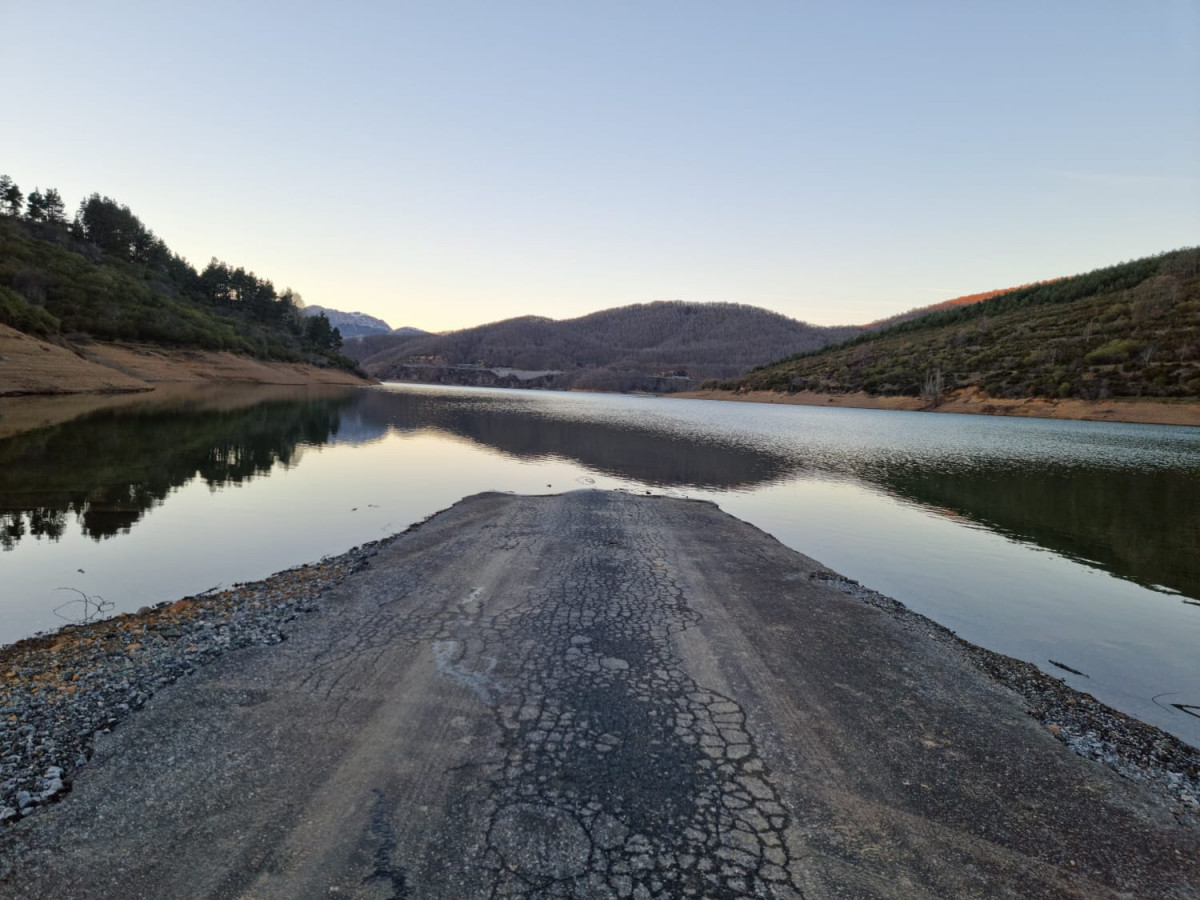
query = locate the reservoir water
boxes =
[2,382,1198,746]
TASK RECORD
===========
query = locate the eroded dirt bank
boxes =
[671,387,1200,427]
[0,324,372,397]
[0,491,1197,898]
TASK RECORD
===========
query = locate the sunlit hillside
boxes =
[715,248,1200,403]
[863,283,1061,330]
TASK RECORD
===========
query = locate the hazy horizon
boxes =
[4,2,1197,332]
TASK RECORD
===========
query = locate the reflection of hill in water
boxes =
[365,390,1200,602]
[349,391,1200,602]
[325,406,393,446]
[877,464,1200,602]
[6,384,1197,607]
[0,386,798,552]
[353,389,800,489]
[0,394,355,549]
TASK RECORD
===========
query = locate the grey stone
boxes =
[490,803,590,881]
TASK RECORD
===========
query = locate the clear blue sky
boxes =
[4,1,1198,330]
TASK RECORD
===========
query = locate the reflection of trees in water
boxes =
[0,396,353,549]
[354,389,800,489]
[0,507,69,548]
[876,464,1200,602]
[7,384,1197,608]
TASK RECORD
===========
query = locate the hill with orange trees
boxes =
[864,282,1064,330]
[713,248,1200,404]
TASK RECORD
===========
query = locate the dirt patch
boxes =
[0,326,149,396]
[671,387,1200,427]
[0,324,374,398]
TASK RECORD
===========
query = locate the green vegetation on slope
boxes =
[715,248,1200,401]
[0,178,356,371]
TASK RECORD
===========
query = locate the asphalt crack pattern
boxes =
[439,495,805,898]
[293,528,484,705]
[243,494,805,895]
[362,788,410,898]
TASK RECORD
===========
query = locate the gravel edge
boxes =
[814,572,1200,820]
[1,514,1195,831]
[0,533,394,827]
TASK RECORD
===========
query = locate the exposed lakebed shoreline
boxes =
[4,323,1196,430]
[0,323,372,399]
[0,492,1195,839]
[0,545,375,824]
[671,387,1200,427]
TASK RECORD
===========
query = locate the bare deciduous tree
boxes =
[922,368,945,407]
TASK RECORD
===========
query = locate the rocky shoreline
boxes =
[815,573,1199,815]
[670,387,1200,427]
[1,523,1196,831]
[0,540,382,824]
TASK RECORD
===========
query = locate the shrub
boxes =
[1085,339,1141,364]
[0,285,60,335]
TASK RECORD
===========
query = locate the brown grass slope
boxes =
[0,323,370,397]
[715,248,1200,405]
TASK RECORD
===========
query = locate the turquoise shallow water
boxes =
[2,382,1198,745]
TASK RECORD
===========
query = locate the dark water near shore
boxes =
[2,383,1198,745]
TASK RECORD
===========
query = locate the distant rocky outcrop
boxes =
[300,305,413,339]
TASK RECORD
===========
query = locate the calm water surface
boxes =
[2,383,1198,745]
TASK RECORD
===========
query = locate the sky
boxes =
[3,1,1198,332]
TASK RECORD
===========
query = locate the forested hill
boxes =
[713,248,1200,403]
[862,285,1045,330]
[0,176,355,371]
[346,302,861,392]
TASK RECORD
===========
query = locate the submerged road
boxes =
[1,491,1197,898]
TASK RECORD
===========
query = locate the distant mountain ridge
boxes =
[300,305,429,340]
[345,301,860,392]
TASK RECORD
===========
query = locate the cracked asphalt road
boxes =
[2,490,1198,898]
